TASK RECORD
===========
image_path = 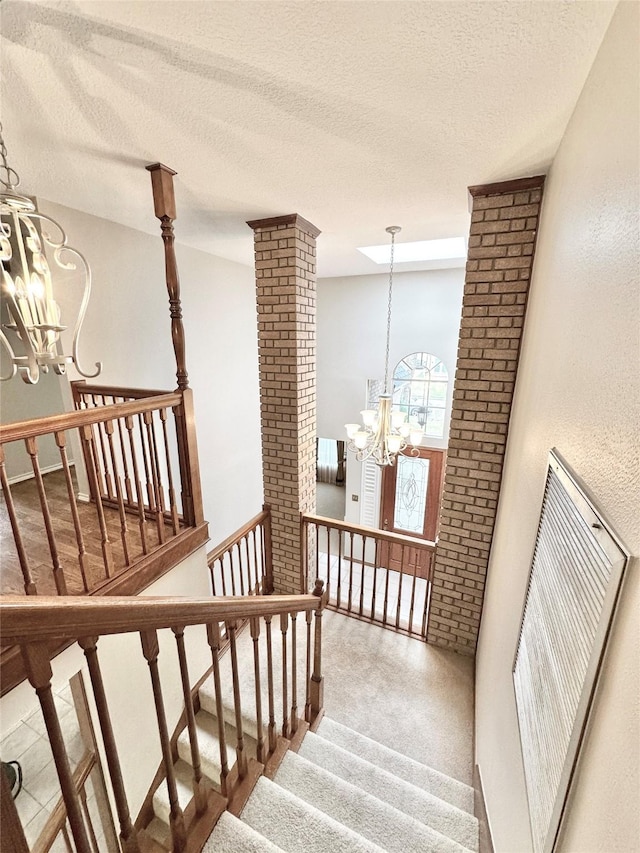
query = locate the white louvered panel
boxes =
[360,457,381,529]
[513,450,629,853]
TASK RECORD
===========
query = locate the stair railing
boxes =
[302,512,435,638]
[0,587,327,853]
[207,505,274,597]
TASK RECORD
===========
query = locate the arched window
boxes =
[392,352,449,438]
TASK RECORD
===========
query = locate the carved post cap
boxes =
[312,578,325,597]
[146,163,178,220]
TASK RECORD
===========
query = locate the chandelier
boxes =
[0,125,101,384]
[345,226,424,466]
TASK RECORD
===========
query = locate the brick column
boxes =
[247,214,320,594]
[427,176,545,654]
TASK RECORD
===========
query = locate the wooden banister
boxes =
[0,593,323,645]
[72,380,172,401]
[302,512,436,551]
[207,510,270,566]
[0,393,182,444]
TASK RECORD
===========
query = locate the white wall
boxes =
[35,200,263,546]
[475,4,639,852]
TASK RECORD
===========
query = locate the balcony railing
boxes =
[301,513,435,638]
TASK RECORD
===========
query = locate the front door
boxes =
[378,448,445,579]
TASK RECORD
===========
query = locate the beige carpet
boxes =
[320,610,474,785]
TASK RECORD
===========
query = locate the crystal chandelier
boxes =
[345,226,424,466]
[0,124,101,384]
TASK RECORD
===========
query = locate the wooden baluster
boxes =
[358,535,367,617]
[219,556,228,596]
[79,638,140,853]
[336,529,343,610]
[61,823,74,852]
[395,545,406,630]
[55,431,89,592]
[280,612,289,739]
[137,412,156,518]
[81,425,114,579]
[250,529,259,594]
[104,420,131,565]
[421,552,433,638]
[96,398,114,499]
[314,522,320,589]
[326,526,331,591]
[115,409,134,505]
[348,531,355,613]
[300,516,308,595]
[2,765,29,852]
[290,612,298,735]
[209,561,218,596]
[143,410,166,544]
[172,628,207,815]
[264,615,277,754]
[205,622,229,794]
[237,543,246,597]
[371,533,378,621]
[140,630,187,852]
[409,548,419,635]
[0,445,37,595]
[227,621,248,779]
[304,609,313,722]
[243,536,252,597]
[125,415,149,555]
[25,436,67,595]
[263,506,274,593]
[160,408,180,534]
[382,552,391,627]
[309,580,325,724]
[21,643,92,852]
[228,548,237,595]
[249,618,265,763]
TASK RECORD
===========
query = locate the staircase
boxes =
[147,702,478,852]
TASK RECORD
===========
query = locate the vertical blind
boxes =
[513,450,629,853]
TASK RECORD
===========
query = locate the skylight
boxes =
[358,236,467,264]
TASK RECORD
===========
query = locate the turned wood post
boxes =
[309,579,326,722]
[146,163,188,392]
[147,164,205,529]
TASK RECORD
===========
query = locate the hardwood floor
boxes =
[1,469,178,597]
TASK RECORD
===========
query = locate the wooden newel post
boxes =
[147,163,205,529]
[309,579,326,724]
[146,163,189,392]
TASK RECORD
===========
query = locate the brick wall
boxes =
[427,176,545,654]
[247,214,320,594]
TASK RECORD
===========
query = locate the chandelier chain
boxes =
[0,123,20,191]
[383,228,396,394]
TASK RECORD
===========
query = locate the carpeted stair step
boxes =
[274,750,474,853]
[241,775,386,853]
[316,716,474,813]
[144,816,171,850]
[298,730,478,850]
[152,759,194,825]
[203,810,286,852]
[176,709,239,785]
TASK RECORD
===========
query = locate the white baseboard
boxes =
[7,461,75,486]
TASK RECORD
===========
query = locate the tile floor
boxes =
[1,682,107,851]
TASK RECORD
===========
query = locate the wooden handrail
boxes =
[72,381,172,400]
[302,513,436,551]
[0,593,322,645]
[0,393,182,444]
[207,509,269,566]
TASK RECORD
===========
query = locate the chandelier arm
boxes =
[6,295,40,384]
[0,329,18,381]
[27,212,102,379]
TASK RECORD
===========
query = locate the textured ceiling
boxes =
[0,0,616,277]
